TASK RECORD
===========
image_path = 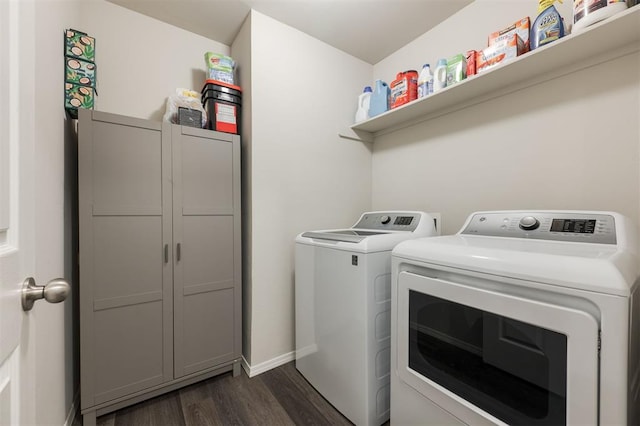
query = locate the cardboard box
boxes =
[466,50,477,77]
[65,57,96,86]
[178,107,203,128]
[488,17,530,52]
[477,34,526,74]
[65,29,95,62]
[446,54,466,86]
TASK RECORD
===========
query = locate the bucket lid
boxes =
[202,79,242,93]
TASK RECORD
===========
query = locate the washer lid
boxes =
[393,234,639,296]
[296,211,439,253]
[300,230,386,243]
[297,229,427,253]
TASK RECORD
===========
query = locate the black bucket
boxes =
[201,80,242,135]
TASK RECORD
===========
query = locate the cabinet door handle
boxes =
[164,244,169,263]
[177,243,181,261]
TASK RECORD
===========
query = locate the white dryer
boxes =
[391,210,640,426]
[295,211,439,426]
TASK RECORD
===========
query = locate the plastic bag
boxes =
[163,88,207,128]
[204,52,235,84]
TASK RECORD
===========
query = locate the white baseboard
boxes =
[241,351,295,378]
[64,390,80,426]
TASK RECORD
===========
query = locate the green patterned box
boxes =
[66,57,96,86]
[65,83,94,118]
[65,29,95,62]
[65,29,95,117]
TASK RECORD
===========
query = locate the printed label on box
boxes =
[489,17,530,52]
[477,34,526,74]
[215,103,237,134]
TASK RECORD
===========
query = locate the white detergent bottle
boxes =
[417,64,433,99]
[433,59,448,93]
[355,86,372,123]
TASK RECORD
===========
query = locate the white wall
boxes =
[34,1,81,424]
[79,0,229,121]
[241,10,373,368]
[372,0,640,235]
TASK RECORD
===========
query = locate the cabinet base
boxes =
[81,359,241,423]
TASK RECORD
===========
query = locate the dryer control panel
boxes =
[461,211,617,244]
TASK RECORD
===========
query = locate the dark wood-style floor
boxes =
[88,362,354,426]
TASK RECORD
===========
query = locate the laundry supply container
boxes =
[201,79,242,135]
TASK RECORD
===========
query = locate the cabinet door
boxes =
[172,126,241,378]
[79,110,174,408]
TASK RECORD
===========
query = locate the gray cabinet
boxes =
[78,109,241,425]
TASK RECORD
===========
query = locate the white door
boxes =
[1,1,38,424]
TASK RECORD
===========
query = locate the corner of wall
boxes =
[239,8,374,370]
[230,11,253,365]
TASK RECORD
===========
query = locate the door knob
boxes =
[21,277,70,311]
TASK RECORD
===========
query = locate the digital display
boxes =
[550,219,596,233]
[394,216,413,226]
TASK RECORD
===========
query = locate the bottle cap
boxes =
[423,63,430,68]
[363,86,372,93]
[437,58,447,66]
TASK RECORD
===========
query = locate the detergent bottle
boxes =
[417,64,434,99]
[369,80,390,118]
[531,0,565,50]
[433,59,448,93]
[354,86,372,123]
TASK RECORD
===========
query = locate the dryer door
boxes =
[396,271,599,426]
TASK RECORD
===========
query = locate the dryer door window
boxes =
[409,291,566,425]
[396,271,599,426]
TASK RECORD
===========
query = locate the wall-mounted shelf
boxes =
[339,6,640,142]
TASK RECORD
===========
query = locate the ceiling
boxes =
[106,0,474,64]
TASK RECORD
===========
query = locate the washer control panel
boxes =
[461,211,616,244]
[353,212,423,232]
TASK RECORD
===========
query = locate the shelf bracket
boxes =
[338,127,374,143]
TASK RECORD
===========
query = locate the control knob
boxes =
[380,215,391,225]
[519,216,540,231]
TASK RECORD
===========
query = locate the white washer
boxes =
[295,211,439,426]
[391,210,640,425]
